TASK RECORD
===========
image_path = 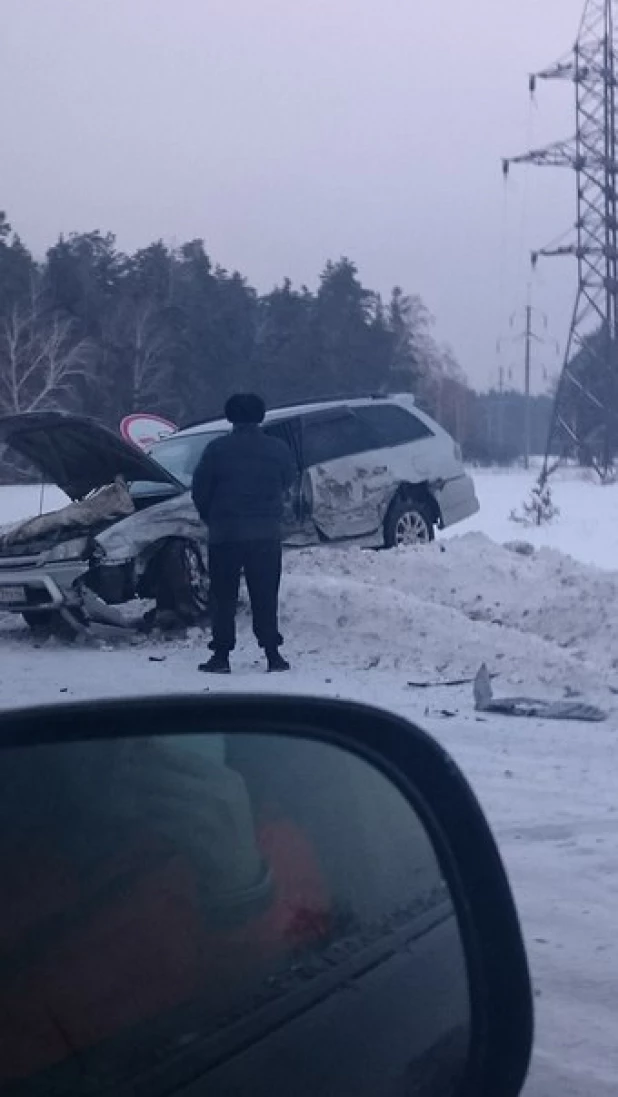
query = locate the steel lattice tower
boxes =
[503,0,618,481]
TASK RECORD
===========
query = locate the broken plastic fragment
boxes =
[473,664,606,722]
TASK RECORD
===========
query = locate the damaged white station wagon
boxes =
[0,395,479,637]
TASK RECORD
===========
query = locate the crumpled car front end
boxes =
[0,538,93,621]
[0,481,141,633]
[90,491,209,627]
[0,412,188,636]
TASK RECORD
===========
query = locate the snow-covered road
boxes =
[1,467,617,1094]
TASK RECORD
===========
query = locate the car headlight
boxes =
[43,537,91,564]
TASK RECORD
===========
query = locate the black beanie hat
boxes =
[225,393,266,425]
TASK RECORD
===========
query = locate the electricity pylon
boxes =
[503,0,618,482]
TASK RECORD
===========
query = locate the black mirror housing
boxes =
[0,695,533,1097]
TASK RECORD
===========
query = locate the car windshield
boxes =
[149,432,226,485]
[131,431,227,494]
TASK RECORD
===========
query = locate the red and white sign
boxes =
[120,414,178,451]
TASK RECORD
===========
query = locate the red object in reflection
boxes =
[0,819,331,1083]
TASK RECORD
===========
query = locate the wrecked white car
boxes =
[0,413,207,637]
[0,396,479,637]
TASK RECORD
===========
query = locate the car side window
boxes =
[302,411,379,466]
[354,404,433,446]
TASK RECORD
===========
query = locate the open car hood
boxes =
[0,412,184,501]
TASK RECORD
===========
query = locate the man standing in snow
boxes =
[191,393,295,674]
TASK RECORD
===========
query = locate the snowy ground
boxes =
[1,468,618,1095]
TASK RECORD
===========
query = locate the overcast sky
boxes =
[1,0,586,390]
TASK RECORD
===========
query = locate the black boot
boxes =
[267,650,290,673]
[198,652,231,674]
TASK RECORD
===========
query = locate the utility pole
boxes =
[524,303,532,469]
[503,0,618,483]
[497,301,558,468]
[496,366,506,453]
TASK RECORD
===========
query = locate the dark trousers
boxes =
[208,540,283,655]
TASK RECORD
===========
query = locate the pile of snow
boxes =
[279,537,617,699]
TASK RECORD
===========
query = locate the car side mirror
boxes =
[0,695,532,1097]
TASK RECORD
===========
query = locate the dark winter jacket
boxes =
[191,425,296,543]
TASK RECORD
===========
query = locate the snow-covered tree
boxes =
[510,481,560,527]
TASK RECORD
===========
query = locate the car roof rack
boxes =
[179,391,409,432]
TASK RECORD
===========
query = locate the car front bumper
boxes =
[0,559,89,614]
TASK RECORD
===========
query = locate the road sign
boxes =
[120,414,177,451]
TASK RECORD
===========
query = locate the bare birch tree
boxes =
[100,296,176,420]
[0,293,95,415]
[126,300,174,411]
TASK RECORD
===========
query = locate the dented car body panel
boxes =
[95,492,206,567]
[0,397,479,632]
[308,458,393,540]
[302,398,476,540]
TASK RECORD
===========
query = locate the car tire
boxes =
[383,496,435,548]
[22,610,55,640]
[155,539,210,624]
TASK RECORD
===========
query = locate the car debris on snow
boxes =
[408,672,498,689]
[473,663,607,722]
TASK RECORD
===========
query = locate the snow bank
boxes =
[281,537,618,697]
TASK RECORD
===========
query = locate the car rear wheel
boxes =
[384,497,435,549]
[155,540,209,624]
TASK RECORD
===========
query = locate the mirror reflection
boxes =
[1,731,470,1096]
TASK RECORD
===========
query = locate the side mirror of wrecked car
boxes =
[0,695,533,1097]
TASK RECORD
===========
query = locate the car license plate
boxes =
[0,585,26,606]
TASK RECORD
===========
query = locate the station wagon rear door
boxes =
[301,409,393,540]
